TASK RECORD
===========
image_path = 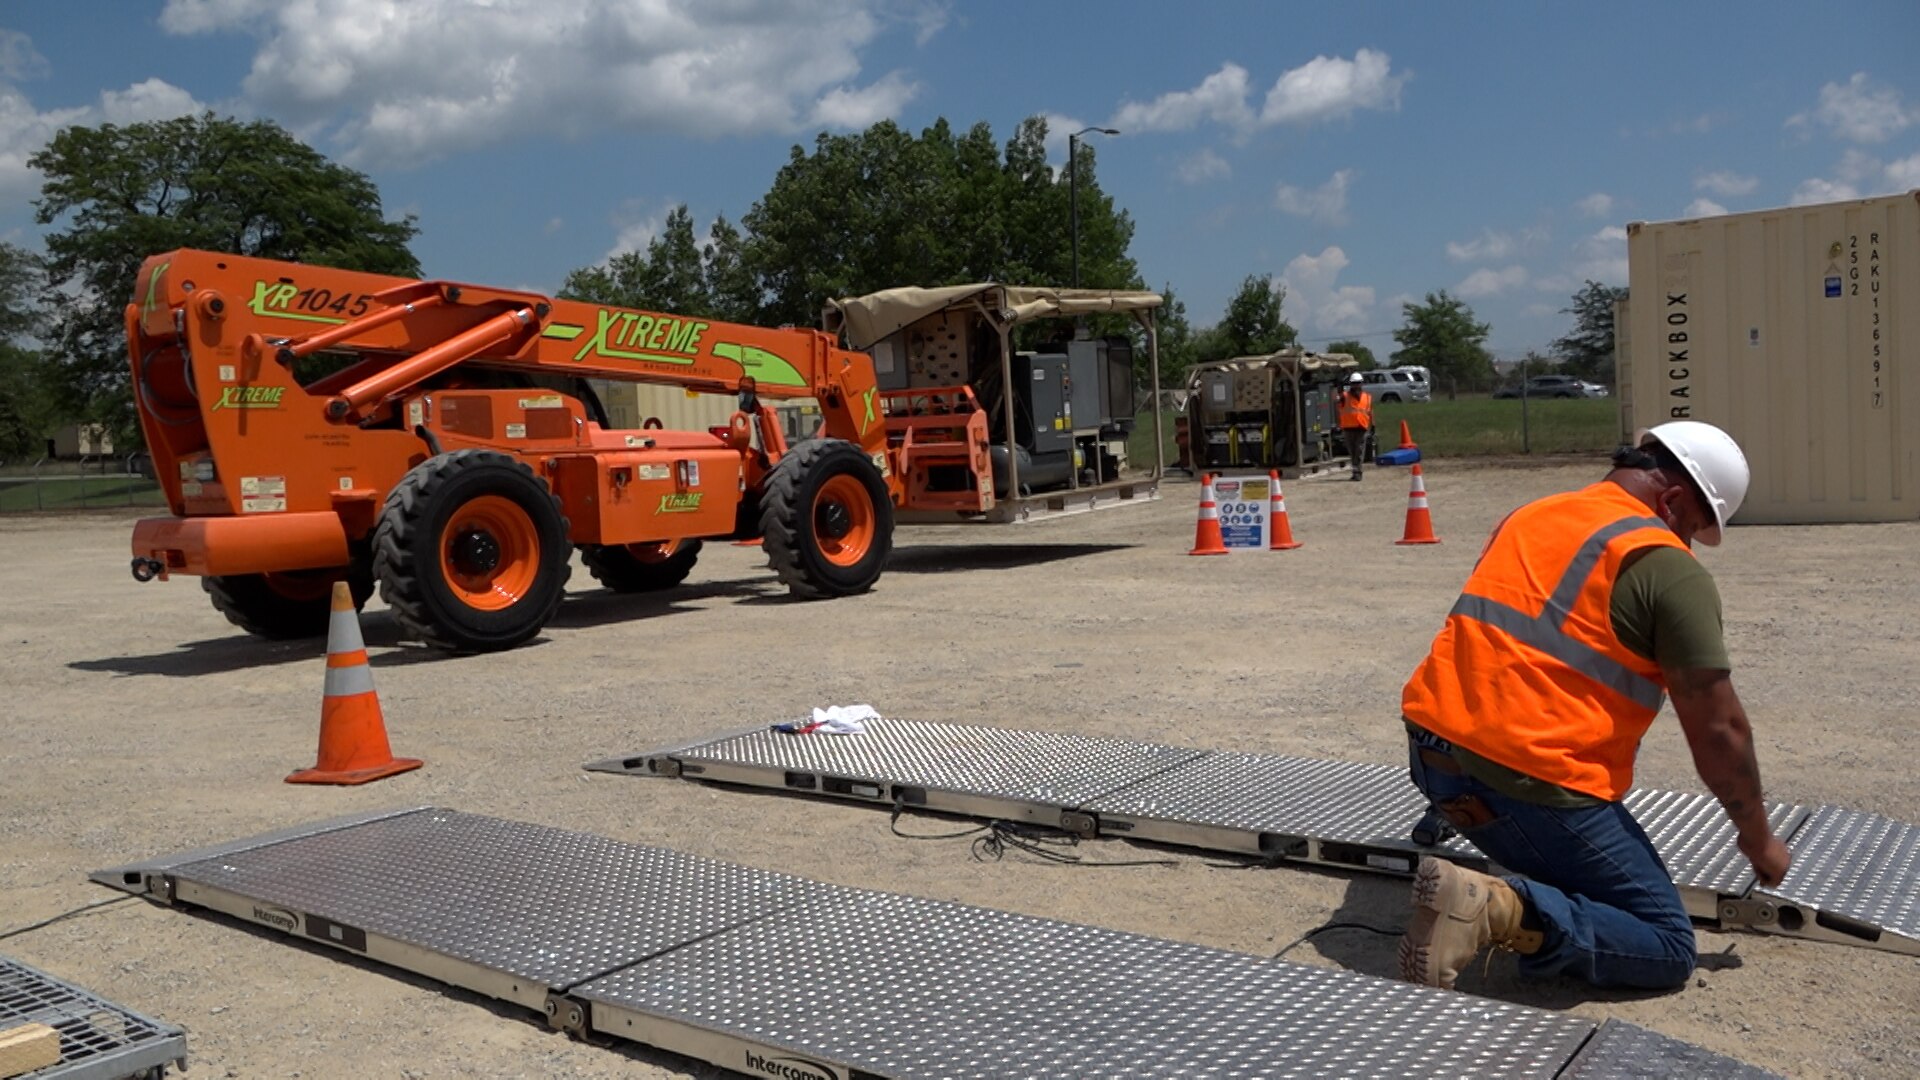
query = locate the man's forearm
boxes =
[1670,671,1773,837]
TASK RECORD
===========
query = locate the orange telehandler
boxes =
[125,250,908,652]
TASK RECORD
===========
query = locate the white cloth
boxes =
[805,704,878,735]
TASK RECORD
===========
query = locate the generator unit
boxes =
[988,338,1135,498]
[1184,351,1359,476]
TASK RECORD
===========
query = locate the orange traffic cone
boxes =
[1267,470,1302,550]
[1398,420,1417,450]
[287,582,423,785]
[1395,464,1442,545]
[1188,474,1230,556]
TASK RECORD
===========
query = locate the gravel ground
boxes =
[1,456,1915,1079]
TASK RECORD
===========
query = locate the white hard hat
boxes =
[1635,421,1749,546]
[1347,372,1364,385]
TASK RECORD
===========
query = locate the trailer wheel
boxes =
[580,539,703,593]
[373,449,571,652]
[204,567,373,640]
[760,440,891,599]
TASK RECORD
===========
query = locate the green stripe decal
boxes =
[542,323,584,341]
[711,342,808,387]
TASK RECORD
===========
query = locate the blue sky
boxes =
[3,1,1917,361]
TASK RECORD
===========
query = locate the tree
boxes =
[560,206,710,314]
[605,115,1143,329]
[1324,339,1378,369]
[30,113,419,446]
[1552,280,1629,385]
[1392,291,1495,394]
[1152,284,1197,390]
[1202,274,1296,360]
[0,242,57,460]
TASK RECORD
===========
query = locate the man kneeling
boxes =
[1397,421,1791,991]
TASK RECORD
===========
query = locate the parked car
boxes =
[1360,368,1430,403]
[1493,375,1609,399]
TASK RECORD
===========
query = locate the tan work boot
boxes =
[1398,857,1543,989]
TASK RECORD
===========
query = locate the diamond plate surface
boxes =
[1560,1019,1782,1079]
[671,717,1207,807]
[1085,751,1482,857]
[1559,1014,1781,1068]
[1762,805,1920,944]
[1,952,186,1080]
[577,888,1596,1080]
[167,810,838,989]
[90,806,434,894]
[1622,790,1806,897]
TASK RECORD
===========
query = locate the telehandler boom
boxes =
[126,250,901,652]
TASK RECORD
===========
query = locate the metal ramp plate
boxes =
[97,810,1776,1079]
[592,719,1911,953]
[1083,751,1485,870]
[576,887,1595,1080]
[100,808,840,1013]
[1,953,187,1080]
[592,718,1207,830]
[1754,805,1920,955]
[1560,1019,1781,1079]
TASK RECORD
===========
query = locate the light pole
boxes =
[1068,126,1119,288]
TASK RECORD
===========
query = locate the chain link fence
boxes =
[0,454,167,512]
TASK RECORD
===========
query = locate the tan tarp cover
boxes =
[1184,350,1358,389]
[824,284,1163,349]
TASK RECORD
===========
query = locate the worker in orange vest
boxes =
[1397,421,1790,991]
[1336,372,1372,481]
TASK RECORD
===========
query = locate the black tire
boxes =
[1380,393,1401,403]
[581,539,703,593]
[203,566,374,640]
[372,449,572,653]
[760,440,892,599]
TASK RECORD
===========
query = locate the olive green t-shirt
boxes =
[1414,545,1729,807]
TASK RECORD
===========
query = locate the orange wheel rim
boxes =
[812,475,875,567]
[440,495,540,610]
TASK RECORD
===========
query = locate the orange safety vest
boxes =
[1338,389,1372,430]
[1401,482,1692,800]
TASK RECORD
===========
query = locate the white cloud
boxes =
[1788,73,1917,143]
[1791,178,1861,206]
[100,79,206,124]
[1273,169,1352,225]
[1685,198,1728,218]
[1110,62,1255,134]
[1791,148,1915,206]
[603,202,666,262]
[1278,246,1375,335]
[543,217,565,236]
[1258,48,1407,125]
[809,70,918,129]
[1572,225,1628,285]
[1576,193,1613,218]
[1176,148,1230,184]
[158,0,921,167]
[0,34,203,203]
[1888,152,1920,190]
[1446,229,1517,263]
[1109,49,1404,136]
[1455,265,1529,298]
[0,30,49,81]
[1694,171,1756,197]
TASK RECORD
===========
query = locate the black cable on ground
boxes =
[889,802,1179,868]
[1270,921,1402,960]
[0,895,135,942]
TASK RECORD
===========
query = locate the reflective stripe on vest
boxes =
[1449,514,1669,713]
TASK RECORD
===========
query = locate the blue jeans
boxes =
[1406,731,1696,990]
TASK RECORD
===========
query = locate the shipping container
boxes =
[588,380,737,435]
[1621,190,1919,524]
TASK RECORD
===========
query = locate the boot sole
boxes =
[1399,857,1484,989]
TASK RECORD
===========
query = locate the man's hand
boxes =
[1738,830,1791,888]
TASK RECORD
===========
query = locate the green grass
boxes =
[1378,397,1623,456]
[1127,396,1623,468]
[0,476,168,512]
